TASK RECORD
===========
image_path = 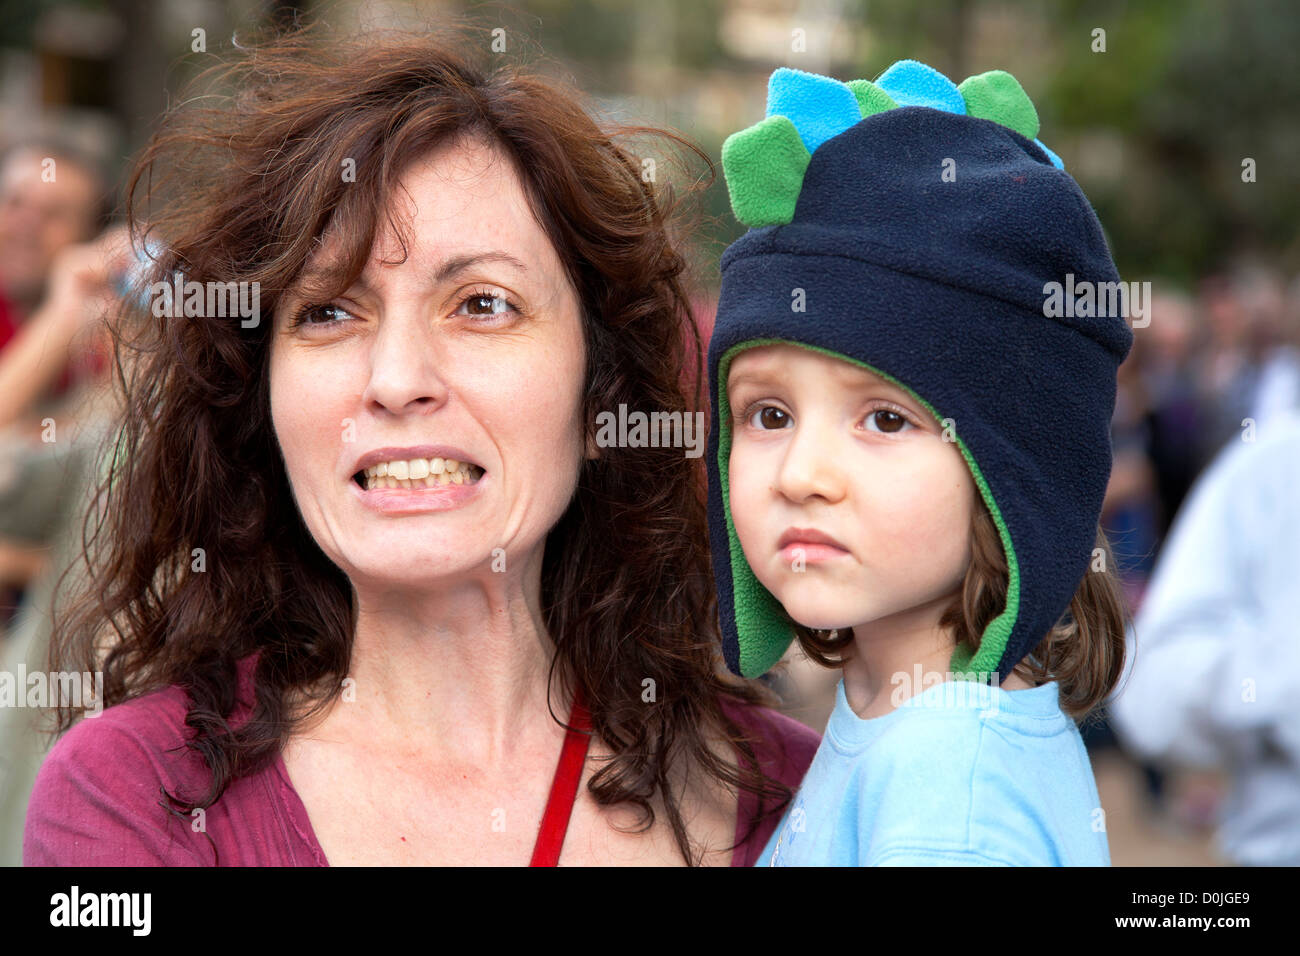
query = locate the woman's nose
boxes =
[361,311,451,414]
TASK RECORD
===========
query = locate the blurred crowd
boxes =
[1,125,1298,866]
[1094,267,1300,865]
[0,136,126,865]
[1104,269,1300,606]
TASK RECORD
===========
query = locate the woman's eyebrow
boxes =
[433,250,529,282]
[293,250,530,293]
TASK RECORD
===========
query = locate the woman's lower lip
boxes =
[349,474,485,514]
[779,542,849,562]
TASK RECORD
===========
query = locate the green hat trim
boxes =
[716,339,1022,679]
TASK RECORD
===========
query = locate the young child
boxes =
[706,60,1133,865]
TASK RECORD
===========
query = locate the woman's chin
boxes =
[344,554,493,587]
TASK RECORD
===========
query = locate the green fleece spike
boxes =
[957,70,1039,141]
[845,79,898,119]
[721,115,812,228]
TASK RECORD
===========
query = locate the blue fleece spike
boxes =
[765,67,864,153]
[1033,138,1065,169]
[875,59,966,114]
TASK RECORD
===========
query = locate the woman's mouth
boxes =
[352,456,485,491]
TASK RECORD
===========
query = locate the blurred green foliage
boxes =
[508,0,1300,283]
[8,0,1294,283]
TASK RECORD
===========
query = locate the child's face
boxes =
[727,344,976,635]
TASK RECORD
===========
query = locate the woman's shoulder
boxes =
[24,683,207,865]
[36,652,261,774]
[716,693,821,866]
[23,653,264,866]
[717,693,821,787]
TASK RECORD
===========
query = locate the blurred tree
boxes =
[1034,0,1299,279]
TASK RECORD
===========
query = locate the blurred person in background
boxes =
[1192,266,1299,470]
[1194,273,1259,463]
[0,139,120,430]
[0,373,117,866]
[1103,342,1159,611]
[0,140,128,864]
[1110,406,1300,865]
[1093,291,1201,827]
[1239,266,1300,431]
[0,140,109,321]
[1138,291,1205,541]
[0,140,123,630]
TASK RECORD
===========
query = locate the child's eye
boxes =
[746,404,793,430]
[863,408,915,434]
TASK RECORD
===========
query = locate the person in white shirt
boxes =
[1110,413,1300,865]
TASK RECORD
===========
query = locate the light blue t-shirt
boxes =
[757,677,1110,866]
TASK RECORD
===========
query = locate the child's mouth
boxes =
[779,541,850,563]
[776,527,850,563]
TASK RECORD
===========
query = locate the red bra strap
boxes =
[529,686,592,866]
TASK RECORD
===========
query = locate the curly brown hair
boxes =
[45,18,795,865]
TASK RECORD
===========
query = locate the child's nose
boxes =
[774,418,847,504]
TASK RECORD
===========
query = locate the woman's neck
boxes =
[307,564,568,764]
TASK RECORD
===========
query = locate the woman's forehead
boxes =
[294,138,565,296]
[388,138,528,227]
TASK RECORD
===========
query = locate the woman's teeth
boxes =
[360,457,484,490]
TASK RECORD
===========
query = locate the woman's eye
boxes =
[456,291,519,318]
[864,408,913,434]
[290,303,354,327]
[747,405,792,430]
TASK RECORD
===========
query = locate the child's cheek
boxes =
[853,446,974,584]
[728,439,772,572]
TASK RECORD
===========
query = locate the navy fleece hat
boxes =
[707,61,1133,683]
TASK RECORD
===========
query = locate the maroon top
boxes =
[24,652,819,866]
[0,291,18,353]
[0,288,111,395]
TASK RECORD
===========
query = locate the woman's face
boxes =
[726,344,975,633]
[269,136,588,592]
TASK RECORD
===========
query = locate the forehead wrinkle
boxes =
[291,144,575,311]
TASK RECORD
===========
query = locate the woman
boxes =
[22,22,818,865]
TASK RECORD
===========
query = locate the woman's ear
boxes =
[585,430,602,461]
